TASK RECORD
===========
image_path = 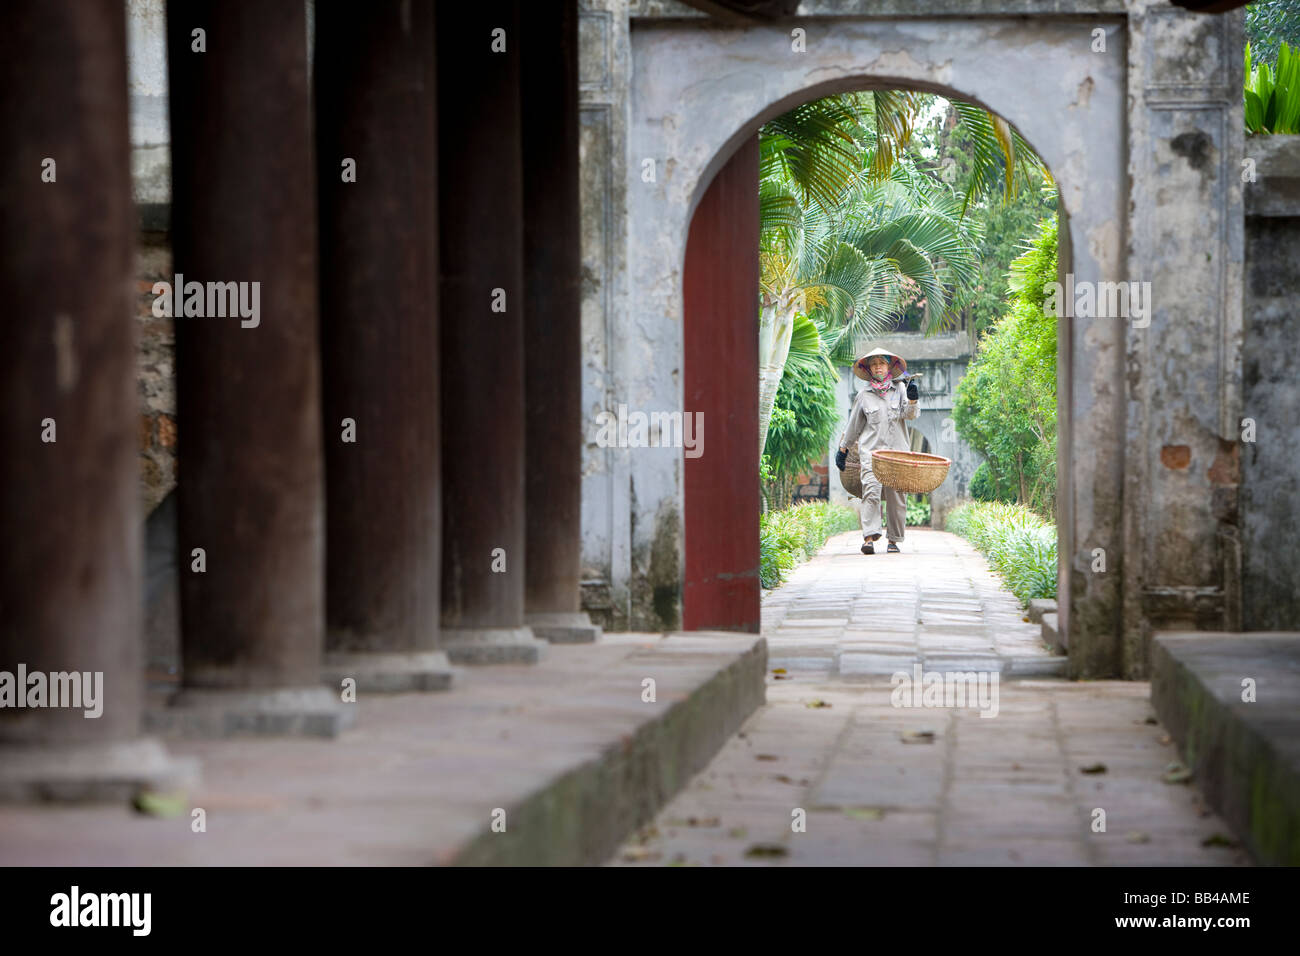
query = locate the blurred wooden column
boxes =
[157,0,351,735]
[0,0,192,798]
[315,1,453,690]
[519,0,601,645]
[436,1,543,663]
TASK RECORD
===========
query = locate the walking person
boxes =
[834,348,919,554]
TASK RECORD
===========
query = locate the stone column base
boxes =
[0,737,199,803]
[145,686,356,738]
[525,611,602,645]
[321,650,456,693]
[441,626,544,664]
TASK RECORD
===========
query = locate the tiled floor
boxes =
[611,529,1251,866]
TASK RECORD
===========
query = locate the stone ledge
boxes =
[1246,135,1300,218]
[1040,612,1064,654]
[1027,598,1057,624]
[0,633,765,866]
[1150,631,1300,866]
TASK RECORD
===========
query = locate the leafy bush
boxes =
[759,500,860,588]
[762,358,841,510]
[945,500,1057,604]
[952,215,1058,517]
[968,461,1015,503]
[1245,40,1300,134]
[905,496,931,527]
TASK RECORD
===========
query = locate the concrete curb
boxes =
[1150,631,1300,866]
[449,633,767,865]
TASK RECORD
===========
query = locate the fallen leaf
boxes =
[1201,833,1236,848]
[805,699,832,709]
[686,816,720,828]
[843,807,884,821]
[772,668,788,675]
[1162,762,1193,784]
[1010,762,1022,771]
[756,754,779,762]
[621,846,661,862]
[132,790,187,818]
[1144,716,1159,725]
[744,843,789,858]
[901,729,936,744]
[1158,734,1171,745]
[1079,763,1108,774]
[727,827,748,839]
[1125,831,1150,844]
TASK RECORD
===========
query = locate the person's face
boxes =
[868,356,889,380]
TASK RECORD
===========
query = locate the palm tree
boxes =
[757,161,983,455]
[754,91,1042,458]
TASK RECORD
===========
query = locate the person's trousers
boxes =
[859,466,906,542]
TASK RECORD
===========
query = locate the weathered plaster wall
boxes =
[615,14,1127,649]
[1123,2,1244,677]
[579,0,634,630]
[127,0,176,514]
[1241,136,1300,631]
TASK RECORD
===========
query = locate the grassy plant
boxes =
[946,500,1057,604]
[759,500,859,588]
[1246,40,1300,134]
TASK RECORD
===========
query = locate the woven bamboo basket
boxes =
[870,449,952,494]
[841,443,865,498]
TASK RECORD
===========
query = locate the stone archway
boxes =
[634,18,1124,663]
[584,5,1244,679]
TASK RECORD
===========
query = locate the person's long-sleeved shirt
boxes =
[838,381,919,456]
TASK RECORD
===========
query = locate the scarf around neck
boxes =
[867,371,893,397]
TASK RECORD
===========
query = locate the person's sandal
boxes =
[887,541,901,553]
[861,541,875,555]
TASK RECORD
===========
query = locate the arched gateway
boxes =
[580,4,1243,679]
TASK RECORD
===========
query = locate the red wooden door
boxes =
[682,136,760,631]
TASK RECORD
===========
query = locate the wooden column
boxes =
[160,0,350,734]
[520,0,600,644]
[0,0,191,798]
[315,1,452,690]
[436,1,543,663]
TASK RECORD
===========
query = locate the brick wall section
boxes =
[793,462,829,502]
[136,230,176,515]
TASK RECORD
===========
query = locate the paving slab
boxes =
[612,530,1251,867]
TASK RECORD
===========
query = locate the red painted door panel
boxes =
[683,136,760,631]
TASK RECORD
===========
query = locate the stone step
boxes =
[1151,631,1300,866]
[1041,611,1065,654]
[0,633,767,866]
[1027,598,1057,623]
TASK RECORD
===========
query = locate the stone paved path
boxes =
[612,529,1251,866]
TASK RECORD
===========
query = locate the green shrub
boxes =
[945,500,1057,604]
[1245,40,1300,134]
[905,496,931,527]
[759,500,859,588]
[968,461,1007,502]
[952,215,1058,516]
